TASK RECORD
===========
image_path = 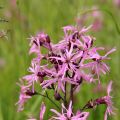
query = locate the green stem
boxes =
[45,92,60,110]
[37,92,60,110]
[64,82,67,107]
[70,84,74,102]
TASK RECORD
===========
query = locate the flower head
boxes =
[103,81,115,120]
[84,48,116,83]
[50,101,89,120]
[22,62,40,92]
[29,32,52,54]
[17,22,116,120]
[93,81,115,120]
[16,80,32,112]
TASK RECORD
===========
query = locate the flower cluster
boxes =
[16,23,116,120]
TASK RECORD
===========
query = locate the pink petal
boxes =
[40,102,46,120]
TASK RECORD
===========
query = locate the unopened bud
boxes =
[46,35,51,43]
[37,72,46,77]
[39,77,44,83]
[26,90,37,96]
[54,92,61,101]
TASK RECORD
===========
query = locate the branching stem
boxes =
[37,92,60,110]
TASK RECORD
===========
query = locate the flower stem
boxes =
[64,82,67,107]
[70,84,74,103]
[45,92,60,110]
[37,92,60,110]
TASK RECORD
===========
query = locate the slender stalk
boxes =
[37,92,60,110]
[70,84,74,102]
[64,82,67,107]
[45,92,60,110]
[81,98,105,111]
[37,93,46,97]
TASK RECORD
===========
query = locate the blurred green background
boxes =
[0,0,120,120]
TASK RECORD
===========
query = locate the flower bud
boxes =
[39,77,44,83]
[46,35,51,43]
[26,90,37,96]
[37,72,46,77]
[54,91,61,101]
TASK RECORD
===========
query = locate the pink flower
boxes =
[41,37,94,92]
[16,80,32,112]
[103,81,115,120]
[84,48,116,82]
[63,25,76,37]
[50,101,89,120]
[41,75,77,92]
[81,35,94,49]
[23,61,48,92]
[52,25,92,52]
[23,62,40,92]
[29,32,52,54]
[29,36,41,55]
[94,81,115,120]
